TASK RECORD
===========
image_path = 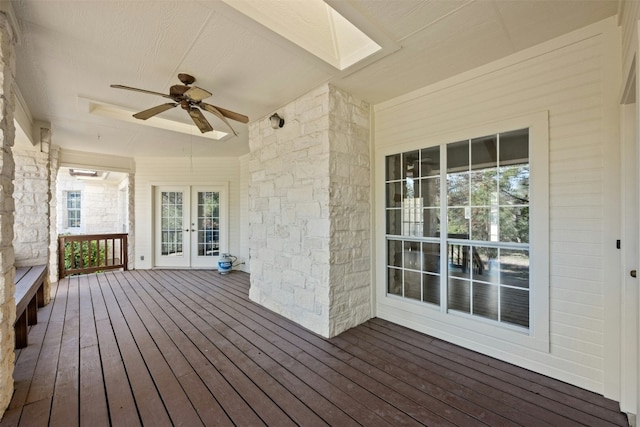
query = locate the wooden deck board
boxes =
[173,270,453,426]
[1,270,629,427]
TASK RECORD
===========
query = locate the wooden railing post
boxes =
[58,235,66,279]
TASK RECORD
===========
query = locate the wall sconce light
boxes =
[269,113,285,129]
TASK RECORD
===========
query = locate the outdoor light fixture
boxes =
[269,113,284,129]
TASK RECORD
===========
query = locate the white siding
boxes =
[134,156,247,269]
[374,18,620,394]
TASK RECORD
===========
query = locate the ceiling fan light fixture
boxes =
[270,113,284,129]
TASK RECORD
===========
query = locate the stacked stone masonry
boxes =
[13,145,50,267]
[56,174,123,235]
[48,147,59,286]
[248,84,371,338]
[0,13,17,416]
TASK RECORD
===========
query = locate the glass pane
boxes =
[402,208,422,237]
[501,287,529,328]
[403,151,420,179]
[386,182,402,208]
[422,242,440,273]
[420,177,440,207]
[387,240,403,267]
[447,173,469,206]
[447,208,469,237]
[499,128,529,166]
[161,191,183,257]
[406,177,418,200]
[470,207,491,241]
[447,140,469,172]
[388,268,402,296]
[448,278,470,313]
[403,241,421,270]
[420,146,440,177]
[500,249,529,288]
[386,154,402,181]
[423,273,440,305]
[422,208,440,238]
[447,244,470,278]
[473,282,498,320]
[470,169,497,206]
[472,246,499,284]
[499,165,529,205]
[405,271,421,300]
[499,206,529,243]
[197,191,220,257]
[471,135,497,170]
[386,209,401,235]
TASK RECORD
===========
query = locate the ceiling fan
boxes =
[111,73,249,136]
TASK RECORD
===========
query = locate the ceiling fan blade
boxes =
[188,107,214,133]
[200,103,238,136]
[111,84,172,99]
[133,103,177,120]
[202,103,249,124]
[184,86,212,102]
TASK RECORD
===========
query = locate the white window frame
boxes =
[66,190,82,229]
[375,111,549,352]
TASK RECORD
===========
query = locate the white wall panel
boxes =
[374,18,620,394]
[133,156,247,270]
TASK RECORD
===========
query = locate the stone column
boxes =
[127,173,135,269]
[248,84,371,338]
[13,133,52,305]
[0,11,18,415]
[48,146,59,289]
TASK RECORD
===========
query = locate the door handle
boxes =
[631,270,637,278]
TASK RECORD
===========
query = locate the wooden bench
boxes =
[14,265,47,349]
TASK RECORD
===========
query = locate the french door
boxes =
[154,185,227,268]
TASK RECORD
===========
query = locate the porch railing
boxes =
[58,233,128,279]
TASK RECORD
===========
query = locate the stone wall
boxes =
[48,147,59,287]
[248,84,371,338]
[13,143,50,267]
[56,171,126,235]
[0,12,17,416]
[126,174,134,269]
[327,87,372,336]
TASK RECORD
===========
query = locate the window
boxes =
[66,191,81,228]
[386,128,531,330]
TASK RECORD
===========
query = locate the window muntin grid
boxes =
[385,128,530,329]
[66,191,81,228]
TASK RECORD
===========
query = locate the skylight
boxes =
[84,100,229,141]
[221,0,382,70]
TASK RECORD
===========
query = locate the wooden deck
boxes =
[0,270,628,426]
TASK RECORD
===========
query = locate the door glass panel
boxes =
[197,191,220,257]
[161,191,183,256]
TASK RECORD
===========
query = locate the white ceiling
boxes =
[12,0,619,159]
